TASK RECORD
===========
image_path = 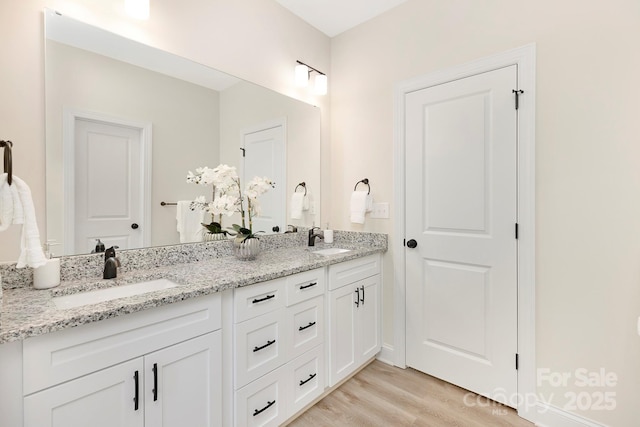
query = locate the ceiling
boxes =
[275,0,409,37]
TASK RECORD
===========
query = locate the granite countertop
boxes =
[0,242,385,344]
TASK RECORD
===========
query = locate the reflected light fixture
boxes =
[125,0,150,19]
[295,60,327,95]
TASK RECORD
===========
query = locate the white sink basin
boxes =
[311,248,351,256]
[53,278,179,310]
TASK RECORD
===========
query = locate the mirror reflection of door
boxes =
[241,119,286,234]
[69,115,151,254]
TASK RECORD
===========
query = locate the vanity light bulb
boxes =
[125,0,150,20]
[295,64,309,87]
[314,74,327,96]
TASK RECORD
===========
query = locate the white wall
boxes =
[0,0,330,261]
[330,0,640,425]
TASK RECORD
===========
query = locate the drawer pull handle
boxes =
[252,294,275,304]
[355,288,360,307]
[152,363,158,401]
[253,400,276,416]
[300,282,317,290]
[133,370,139,411]
[298,321,316,331]
[299,373,317,386]
[253,339,276,352]
[360,285,365,305]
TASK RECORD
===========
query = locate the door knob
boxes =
[131,223,139,229]
[406,239,417,248]
[272,226,280,232]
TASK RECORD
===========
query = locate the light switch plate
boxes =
[370,202,389,219]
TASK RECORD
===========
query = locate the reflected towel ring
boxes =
[1,140,13,186]
[354,178,370,194]
[295,182,307,196]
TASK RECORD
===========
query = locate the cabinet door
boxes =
[24,358,144,427]
[145,331,222,427]
[328,284,358,387]
[357,275,381,362]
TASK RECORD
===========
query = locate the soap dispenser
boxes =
[33,241,61,290]
[92,239,105,253]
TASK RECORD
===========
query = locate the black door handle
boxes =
[152,363,158,401]
[133,370,139,411]
[131,223,139,229]
[406,239,417,248]
[272,226,280,232]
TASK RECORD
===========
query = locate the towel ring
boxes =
[354,178,370,194]
[0,140,13,186]
[295,182,307,196]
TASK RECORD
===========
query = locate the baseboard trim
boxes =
[534,402,609,427]
[376,343,395,366]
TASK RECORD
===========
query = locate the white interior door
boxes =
[405,65,518,406]
[73,118,145,253]
[242,121,286,234]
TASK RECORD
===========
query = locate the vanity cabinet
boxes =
[22,293,222,427]
[328,254,381,386]
[233,268,326,426]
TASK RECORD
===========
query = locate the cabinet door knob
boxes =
[131,223,139,230]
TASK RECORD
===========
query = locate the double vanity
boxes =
[0,231,386,426]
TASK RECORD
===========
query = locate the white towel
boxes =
[0,174,48,268]
[290,193,305,220]
[176,201,205,243]
[350,191,369,224]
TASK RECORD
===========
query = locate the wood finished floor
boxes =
[287,360,535,427]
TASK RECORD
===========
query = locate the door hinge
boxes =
[512,89,524,110]
[515,223,519,240]
[515,353,519,370]
[240,147,246,157]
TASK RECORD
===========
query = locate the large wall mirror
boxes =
[44,9,321,256]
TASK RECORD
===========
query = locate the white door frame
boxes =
[393,44,536,420]
[63,108,152,253]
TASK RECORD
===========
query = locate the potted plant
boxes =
[187,164,273,259]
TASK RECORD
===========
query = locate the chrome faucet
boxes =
[308,227,324,246]
[103,246,121,279]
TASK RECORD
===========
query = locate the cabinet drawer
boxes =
[235,364,290,427]
[286,296,324,359]
[235,278,286,323]
[23,293,221,395]
[235,309,287,389]
[290,345,325,416]
[285,268,325,306]
[328,254,380,290]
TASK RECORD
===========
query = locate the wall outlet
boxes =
[370,202,389,219]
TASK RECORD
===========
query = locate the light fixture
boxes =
[125,0,149,20]
[314,74,327,96]
[295,63,309,87]
[295,60,327,95]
